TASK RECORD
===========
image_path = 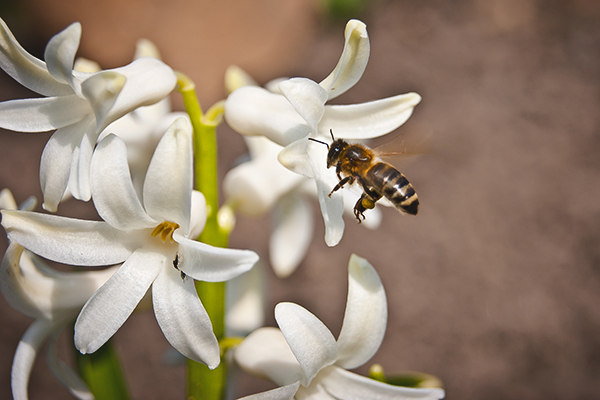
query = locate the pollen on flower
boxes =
[151,221,180,242]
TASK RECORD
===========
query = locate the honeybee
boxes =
[309,130,420,223]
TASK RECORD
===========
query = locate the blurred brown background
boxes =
[1,0,599,399]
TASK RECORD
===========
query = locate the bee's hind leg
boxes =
[353,185,382,223]
[353,193,377,223]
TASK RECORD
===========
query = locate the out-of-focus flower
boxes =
[224,135,312,278]
[225,20,420,246]
[226,261,266,336]
[0,188,117,400]
[224,66,382,277]
[234,254,445,400]
[1,119,259,369]
[0,18,177,211]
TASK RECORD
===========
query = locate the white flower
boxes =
[0,189,117,400]
[226,262,266,336]
[1,118,259,369]
[234,254,444,400]
[0,18,177,212]
[225,19,420,246]
[225,134,382,278]
[224,136,311,278]
[97,38,189,197]
[223,65,381,277]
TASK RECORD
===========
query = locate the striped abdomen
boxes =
[365,162,419,215]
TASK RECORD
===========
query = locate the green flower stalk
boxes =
[176,72,230,400]
[75,341,131,400]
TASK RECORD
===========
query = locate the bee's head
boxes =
[308,129,348,169]
[326,138,349,168]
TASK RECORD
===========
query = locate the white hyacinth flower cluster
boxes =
[0,17,443,400]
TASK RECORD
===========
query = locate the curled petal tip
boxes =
[346,19,367,35]
[408,92,422,105]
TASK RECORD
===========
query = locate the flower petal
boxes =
[224,137,306,216]
[318,93,422,140]
[80,70,126,131]
[11,319,60,400]
[0,188,18,210]
[100,58,176,131]
[143,118,193,232]
[173,232,258,282]
[226,264,265,335]
[1,209,140,265]
[319,19,370,100]
[44,22,80,88]
[335,254,387,369]
[0,18,73,96]
[269,193,313,278]
[46,330,94,400]
[67,123,96,202]
[0,95,90,132]
[238,382,301,400]
[275,302,337,386]
[279,78,327,134]
[152,265,220,368]
[314,174,345,247]
[295,380,337,400]
[234,327,305,387]
[279,138,345,246]
[73,57,101,73]
[277,137,315,178]
[0,241,116,320]
[40,117,93,212]
[319,366,445,400]
[74,247,163,354]
[225,65,258,94]
[91,134,157,230]
[134,38,161,59]
[224,86,310,147]
[99,108,187,197]
[188,190,207,239]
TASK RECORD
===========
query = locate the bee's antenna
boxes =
[308,137,330,150]
[329,129,335,141]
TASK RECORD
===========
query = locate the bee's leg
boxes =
[353,194,373,223]
[353,188,382,223]
[328,176,353,197]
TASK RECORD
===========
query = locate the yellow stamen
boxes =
[151,221,180,242]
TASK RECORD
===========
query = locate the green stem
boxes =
[75,340,130,400]
[176,72,229,400]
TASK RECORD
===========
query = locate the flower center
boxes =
[151,221,180,242]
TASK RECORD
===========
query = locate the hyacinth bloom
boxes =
[234,254,444,400]
[0,189,117,400]
[0,18,177,211]
[1,118,259,369]
[96,38,189,197]
[224,65,381,277]
[224,135,312,278]
[225,20,421,246]
[224,133,381,278]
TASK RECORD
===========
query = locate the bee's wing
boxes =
[370,127,433,161]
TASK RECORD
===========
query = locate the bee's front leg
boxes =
[328,176,353,197]
[336,162,343,180]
